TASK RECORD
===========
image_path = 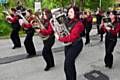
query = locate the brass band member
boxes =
[20,9,36,58]
[36,9,55,71]
[101,11,120,69]
[6,8,21,49]
[96,9,104,41]
[83,11,93,45]
[57,6,84,80]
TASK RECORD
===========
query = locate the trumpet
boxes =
[100,15,114,30]
[3,10,12,18]
[16,10,28,24]
[33,12,44,29]
[2,3,12,19]
[3,7,13,23]
[5,10,13,23]
[33,12,50,40]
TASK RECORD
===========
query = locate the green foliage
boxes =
[0,19,12,36]
[0,0,117,37]
[42,0,57,9]
[83,0,115,11]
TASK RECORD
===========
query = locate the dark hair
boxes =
[43,8,52,20]
[84,12,87,15]
[110,10,117,15]
[11,8,16,12]
[27,9,33,15]
[109,11,118,22]
[68,6,80,19]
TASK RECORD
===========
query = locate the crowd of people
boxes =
[4,2,120,80]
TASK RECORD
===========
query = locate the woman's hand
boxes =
[54,33,59,40]
[105,26,111,31]
[35,29,41,33]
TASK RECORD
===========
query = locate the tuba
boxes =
[50,9,72,46]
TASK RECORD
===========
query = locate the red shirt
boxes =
[59,19,84,42]
[39,21,53,36]
[87,15,93,23]
[7,15,19,23]
[101,22,120,36]
[22,15,35,29]
[22,23,32,28]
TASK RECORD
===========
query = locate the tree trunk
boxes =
[70,0,76,6]
[80,0,84,11]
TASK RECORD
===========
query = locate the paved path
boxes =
[0,28,120,80]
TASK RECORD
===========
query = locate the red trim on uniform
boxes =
[101,25,107,32]
[7,16,18,23]
[27,17,35,22]
[22,23,32,28]
[87,15,93,23]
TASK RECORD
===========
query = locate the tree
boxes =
[83,0,115,11]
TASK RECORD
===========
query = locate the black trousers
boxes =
[104,34,117,67]
[10,28,21,47]
[85,24,92,44]
[64,39,83,80]
[24,28,36,55]
[42,35,55,67]
[97,24,104,41]
[100,32,104,41]
[97,24,101,34]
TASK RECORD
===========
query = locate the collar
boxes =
[69,18,78,24]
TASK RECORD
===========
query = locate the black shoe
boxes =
[27,54,36,58]
[12,46,21,49]
[85,42,90,45]
[108,66,112,69]
[44,65,55,71]
[105,64,109,67]
[100,39,103,42]
[105,65,112,69]
[12,46,16,49]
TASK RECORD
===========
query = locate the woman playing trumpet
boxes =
[19,9,36,58]
[35,9,55,71]
[6,8,21,49]
[100,11,120,69]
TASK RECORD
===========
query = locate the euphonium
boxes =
[50,11,72,46]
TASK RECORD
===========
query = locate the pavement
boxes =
[0,28,120,80]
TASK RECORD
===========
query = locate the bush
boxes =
[0,19,12,36]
